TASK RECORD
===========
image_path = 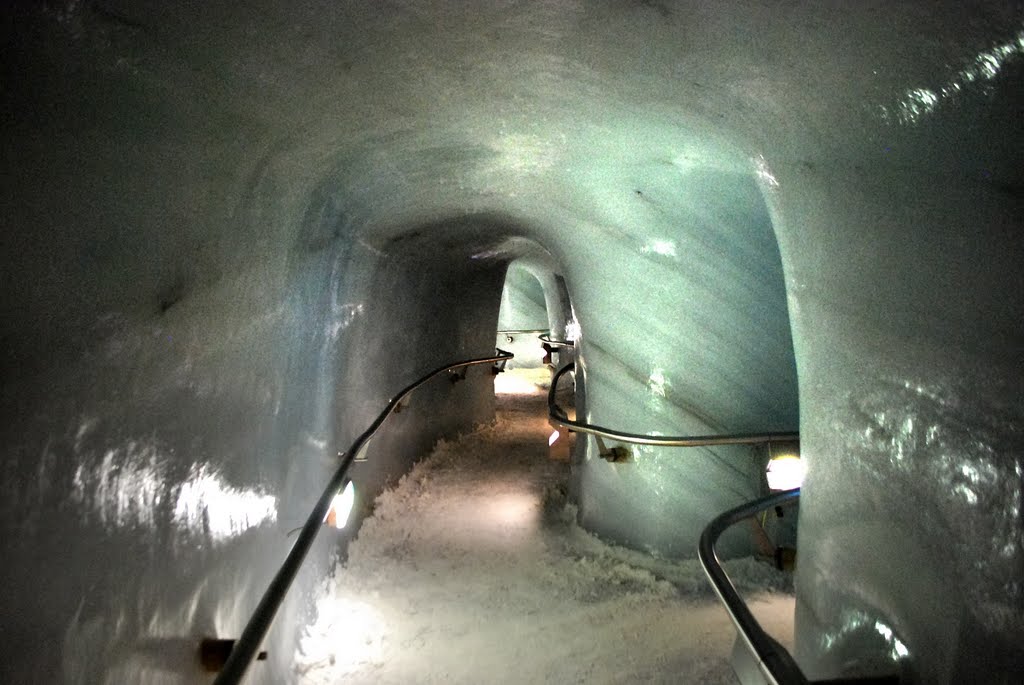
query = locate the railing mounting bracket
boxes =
[596,436,631,463]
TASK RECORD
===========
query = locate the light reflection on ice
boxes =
[491,133,557,174]
[754,154,779,189]
[641,240,677,258]
[672,150,701,175]
[564,318,581,342]
[297,596,387,678]
[494,370,547,395]
[647,368,668,398]
[952,483,978,505]
[874,620,910,660]
[819,607,910,669]
[881,29,1024,124]
[892,87,940,124]
[326,303,364,341]
[70,438,277,545]
[74,417,98,452]
[842,376,1023,633]
[71,442,167,531]
[484,493,540,530]
[173,463,277,544]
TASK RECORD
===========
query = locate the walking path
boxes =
[296,374,793,683]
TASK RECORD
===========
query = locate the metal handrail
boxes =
[214,349,514,684]
[539,333,574,349]
[698,489,806,685]
[548,363,798,447]
[547,359,805,680]
[497,328,549,335]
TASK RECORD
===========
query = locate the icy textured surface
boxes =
[1,1,1021,682]
[495,261,552,368]
[568,167,797,559]
[497,262,549,332]
[297,387,793,683]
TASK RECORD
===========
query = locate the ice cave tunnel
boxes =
[1,2,1022,683]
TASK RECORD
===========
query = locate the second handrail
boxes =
[539,333,574,349]
[698,489,806,685]
[548,363,798,447]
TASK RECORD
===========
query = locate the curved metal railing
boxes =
[548,363,798,448]
[214,349,514,684]
[699,489,807,685]
[546,360,806,680]
[700,491,902,685]
[497,328,548,343]
[539,332,574,349]
[494,330,573,348]
[546,360,892,682]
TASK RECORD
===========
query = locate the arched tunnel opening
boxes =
[2,3,1023,684]
[326,216,570,539]
[495,262,553,370]
[284,201,803,682]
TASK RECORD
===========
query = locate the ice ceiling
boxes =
[1,1,1022,683]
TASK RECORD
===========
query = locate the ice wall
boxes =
[564,163,798,558]
[0,8,504,682]
[495,258,574,369]
[497,262,548,332]
[495,261,551,368]
[747,15,1024,682]
[774,112,1024,681]
[1,1,1022,682]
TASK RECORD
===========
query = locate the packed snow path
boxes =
[297,376,793,683]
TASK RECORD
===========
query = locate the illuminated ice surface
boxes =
[2,2,1022,682]
[297,386,793,683]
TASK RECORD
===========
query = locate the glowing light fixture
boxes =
[548,430,560,446]
[324,480,356,529]
[766,455,805,491]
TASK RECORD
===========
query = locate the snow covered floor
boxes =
[296,375,794,684]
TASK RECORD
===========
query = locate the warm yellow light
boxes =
[494,368,548,395]
[766,455,804,491]
[324,481,356,529]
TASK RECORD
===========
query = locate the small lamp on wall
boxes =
[324,480,356,529]
[766,453,804,491]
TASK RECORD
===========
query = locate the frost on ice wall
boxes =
[1,1,1022,683]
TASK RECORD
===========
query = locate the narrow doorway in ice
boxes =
[495,261,549,371]
[493,260,572,396]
